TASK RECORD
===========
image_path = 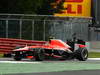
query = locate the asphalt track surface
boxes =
[0,58,100,75]
[5,70,100,75]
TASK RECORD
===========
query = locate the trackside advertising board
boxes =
[54,0,91,18]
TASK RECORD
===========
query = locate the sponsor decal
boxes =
[54,0,91,17]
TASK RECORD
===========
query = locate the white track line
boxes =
[0,58,100,63]
[88,58,100,60]
[0,61,41,63]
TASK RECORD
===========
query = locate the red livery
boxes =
[12,39,88,61]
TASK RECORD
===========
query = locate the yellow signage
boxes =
[54,0,91,18]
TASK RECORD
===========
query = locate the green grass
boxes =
[0,54,3,57]
[89,52,100,58]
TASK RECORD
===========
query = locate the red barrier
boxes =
[0,38,46,54]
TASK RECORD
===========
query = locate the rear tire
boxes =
[75,48,88,61]
[34,48,45,61]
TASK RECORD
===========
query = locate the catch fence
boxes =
[0,14,92,41]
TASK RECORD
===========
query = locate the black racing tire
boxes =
[34,48,45,61]
[13,51,22,61]
[75,48,88,61]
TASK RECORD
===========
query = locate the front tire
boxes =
[34,48,45,61]
[75,48,88,61]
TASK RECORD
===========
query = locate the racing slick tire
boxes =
[75,48,88,61]
[13,51,22,61]
[34,48,45,61]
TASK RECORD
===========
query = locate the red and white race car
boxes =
[12,39,88,61]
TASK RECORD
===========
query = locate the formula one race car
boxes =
[12,38,88,61]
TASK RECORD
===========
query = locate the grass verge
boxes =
[88,52,100,58]
[0,54,3,57]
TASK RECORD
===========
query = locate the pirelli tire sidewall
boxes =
[34,48,45,61]
[75,48,88,61]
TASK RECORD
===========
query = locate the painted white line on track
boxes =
[0,61,41,64]
[0,58,100,63]
[88,58,100,60]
